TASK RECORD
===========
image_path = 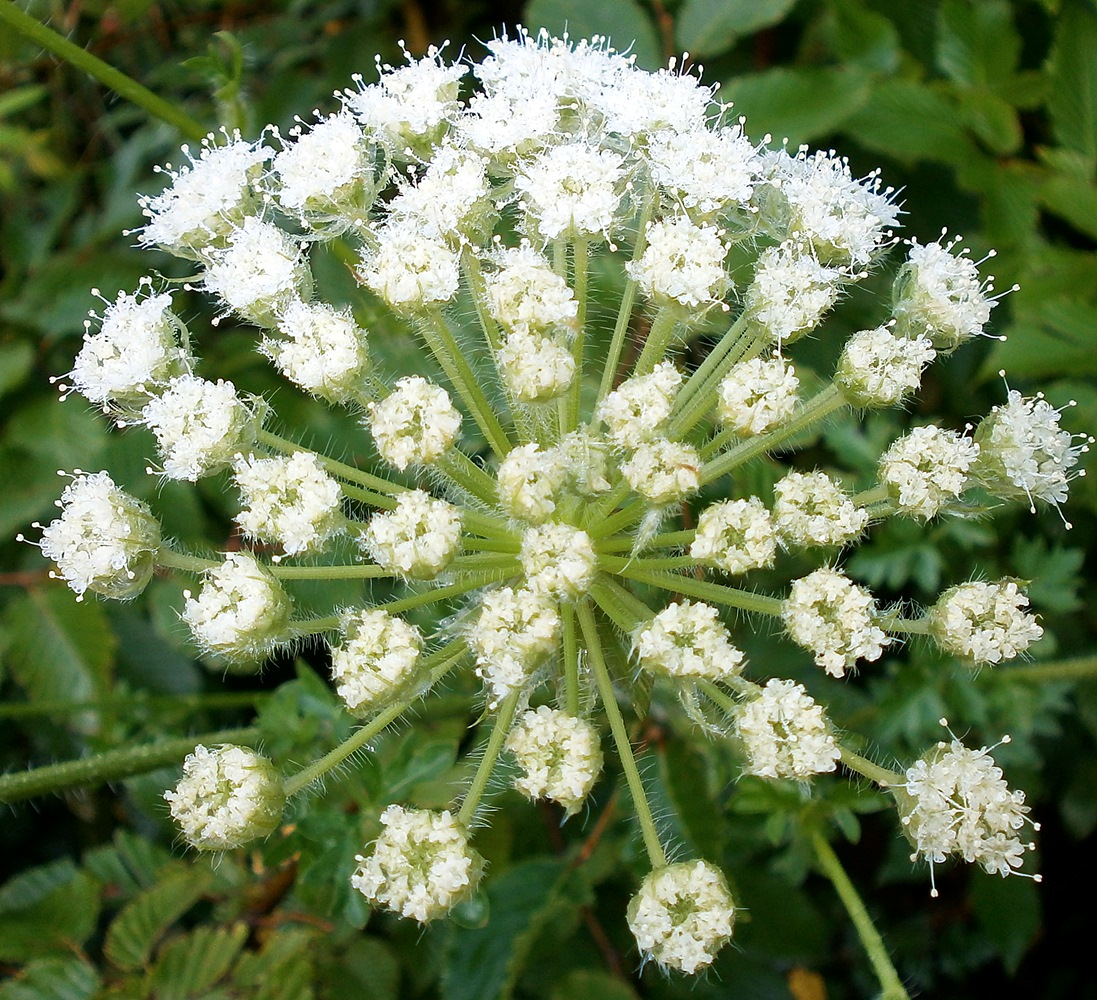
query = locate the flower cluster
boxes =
[32,27,1084,975]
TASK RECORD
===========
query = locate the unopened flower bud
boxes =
[736,679,840,780]
[928,580,1042,664]
[506,706,603,815]
[635,600,745,680]
[330,608,422,714]
[360,490,462,579]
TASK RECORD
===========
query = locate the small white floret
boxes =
[773,470,868,548]
[635,600,745,680]
[835,326,936,408]
[736,679,840,780]
[520,522,597,599]
[506,706,603,816]
[621,438,701,506]
[360,490,462,579]
[628,217,729,309]
[368,376,461,470]
[330,608,422,714]
[690,497,777,575]
[468,586,561,702]
[879,426,979,519]
[598,362,682,449]
[717,355,799,436]
[928,580,1042,664]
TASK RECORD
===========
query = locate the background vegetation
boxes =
[1,0,1096,996]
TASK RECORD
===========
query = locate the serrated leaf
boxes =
[1047,1,1097,168]
[677,0,798,56]
[524,0,661,70]
[233,928,316,1000]
[443,859,580,1000]
[1039,173,1097,240]
[0,957,99,1000]
[726,67,871,146]
[842,79,974,163]
[84,829,173,900]
[962,88,1022,154]
[936,0,1020,89]
[150,923,248,1000]
[825,1,901,74]
[104,867,212,971]
[551,970,638,1000]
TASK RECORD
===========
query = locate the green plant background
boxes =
[1,0,1095,997]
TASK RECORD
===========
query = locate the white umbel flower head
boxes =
[736,679,840,780]
[264,299,371,404]
[165,744,285,852]
[596,58,714,139]
[515,142,625,241]
[203,217,309,328]
[387,145,492,243]
[468,586,561,703]
[271,112,381,228]
[647,125,758,215]
[496,443,568,523]
[505,706,604,816]
[598,363,682,449]
[351,805,483,922]
[896,735,1038,893]
[360,223,460,311]
[233,451,345,556]
[773,470,868,548]
[627,860,736,974]
[142,375,258,481]
[783,567,888,677]
[484,244,578,334]
[368,376,461,470]
[972,389,1089,510]
[69,289,188,409]
[330,608,422,714]
[621,439,701,505]
[928,580,1042,665]
[520,522,596,599]
[360,490,462,580]
[497,331,575,402]
[635,601,745,680]
[37,472,160,600]
[893,238,998,350]
[717,355,799,436]
[628,217,729,309]
[835,326,936,408]
[182,552,292,665]
[744,244,841,344]
[690,497,777,575]
[139,134,267,256]
[879,426,979,519]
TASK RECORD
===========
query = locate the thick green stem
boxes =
[562,603,580,716]
[577,600,667,869]
[839,747,903,787]
[614,566,785,617]
[456,688,520,826]
[157,548,219,573]
[270,563,396,580]
[0,726,258,804]
[599,553,696,573]
[884,617,931,637]
[437,450,499,506]
[0,0,208,141]
[284,641,467,797]
[590,575,653,631]
[701,385,847,486]
[812,831,911,1000]
[597,529,695,553]
[1003,655,1097,681]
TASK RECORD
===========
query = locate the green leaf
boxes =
[1011,537,1084,613]
[825,1,901,74]
[961,88,1022,155]
[0,957,99,1000]
[1047,1,1097,169]
[524,0,661,70]
[104,867,213,972]
[970,870,1041,973]
[150,923,249,1000]
[1039,173,1097,240]
[550,970,638,1000]
[989,300,1097,379]
[233,928,316,1000]
[842,79,974,163]
[677,0,798,56]
[0,84,49,120]
[0,341,34,398]
[443,859,581,1000]
[383,737,459,803]
[0,870,100,963]
[936,0,1020,90]
[84,829,173,900]
[725,67,871,146]
[652,740,726,860]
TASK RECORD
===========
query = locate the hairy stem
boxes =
[456,689,520,826]
[839,747,903,787]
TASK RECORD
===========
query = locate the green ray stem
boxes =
[158,548,219,573]
[667,313,754,438]
[563,235,589,434]
[597,529,696,553]
[631,305,681,378]
[839,747,903,787]
[269,563,396,580]
[577,600,667,869]
[257,429,405,500]
[456,688,520,826]
[613,566,784,617]
[562,603,580,716]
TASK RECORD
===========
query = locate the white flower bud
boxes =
[744,245,841,344]
[598,363,682,450]
[928,580,1042,664]
[352,805,483,922]
[629,217,729,309]
[484,244,578,334]
[496,443,568,523]
[515,142,625,240]
[635,600,745,680]
[520,522,596,599]
[879,426,979,519]
[736,679,840,780]
[182,552,293,665]
[627,860,736,974]
[234,451,344,556]
[468,586,561,702]
[647,125,757,215]
[37,472,160,600]
[717,355,799,437]
[896,736,1038,893]
[773,471,868,548]
[557,429,614,495]
[690,497,777,575]
[621,439,701,506]
[505,706,603,816]
[330,608,422,714]
[360,490,462,580]
[782,567,888,677]
[264,299,370,404]
[497,331,575,402]
[835,327,936,407]
[142,375,258,481]
[368,376,461,470]
[203,217,310,328]
[165,744,284,851]
[69,289,188,408]
[360,223,460,311]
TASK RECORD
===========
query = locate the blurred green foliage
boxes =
[1,1,1095,997]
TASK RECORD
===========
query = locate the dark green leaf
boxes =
[551,970,638,1000]
[1047,1,1097,168]
[842,79,974,163]
[1039,173,1097,241]
[825,1,901,74]
[0,342,34,398]
[149,923,249,1000]
[0,957,99,1000]
[961,88,1022,155]
[989,300,1097,379]
[0,870,100,963]
[524,0,661,70]
[84,829,173,900]
[936,0,1020,89]
[677,0,798,56]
